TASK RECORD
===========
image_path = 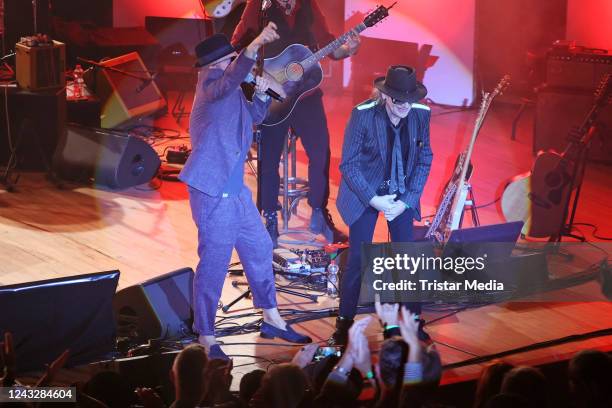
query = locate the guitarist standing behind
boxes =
[232,0,360,247]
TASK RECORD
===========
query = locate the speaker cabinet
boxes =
[113,268,195,342]
[535,88,612,162]
[0,271,119,374]
[53,124,161,189]
[94,52,166,129]
[0,88,66,170]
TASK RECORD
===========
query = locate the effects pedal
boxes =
[166,145,190,164]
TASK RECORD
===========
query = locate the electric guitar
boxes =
[258,3,396,127]
[501,73,612,238]
[426,75,510,242]
[202,0,246,19]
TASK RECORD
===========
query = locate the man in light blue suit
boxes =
[330,66,434,345]
[180,24,311,360]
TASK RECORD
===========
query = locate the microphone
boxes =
[245,73,284,102]
[136,73,157,93]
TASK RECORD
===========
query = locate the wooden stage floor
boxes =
[1,93,611,388]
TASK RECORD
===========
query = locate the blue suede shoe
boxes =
[208,344,230,361]
[260,322,312,344]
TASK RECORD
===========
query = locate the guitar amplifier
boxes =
[16,41,66,91]
[534,87,612,163]
[546,47,612,91]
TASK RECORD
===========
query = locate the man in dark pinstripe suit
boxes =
[330,66,434,345]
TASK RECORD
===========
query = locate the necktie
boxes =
[389,124,406,194]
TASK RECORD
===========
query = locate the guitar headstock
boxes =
[594,73,612,106]
[363,2,396,27]
[491,74,511,99]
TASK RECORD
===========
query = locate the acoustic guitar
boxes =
[202,0,246,19]
[258,3,396,127]
[501,74,611,238]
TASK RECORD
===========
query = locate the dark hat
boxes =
[374,65,427,103]
[194,33,236,68]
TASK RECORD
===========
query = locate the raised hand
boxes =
[253,22,280,47]
[351,335,372,377]
[375,296,399,328]
[36,349,70,387]
[291,343,319,368]
[399,307,422,363]
[135,387,166,408]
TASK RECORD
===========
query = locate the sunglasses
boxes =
[391,97,410,106]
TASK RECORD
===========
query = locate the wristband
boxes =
[365,370,374,380]
[384,324,399,331]
[333,366,350,377]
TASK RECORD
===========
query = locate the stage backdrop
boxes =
[566,0,612,50]
[113,0,474,105]
[344,0,475,107]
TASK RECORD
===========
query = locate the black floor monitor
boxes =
[0,271,120,373]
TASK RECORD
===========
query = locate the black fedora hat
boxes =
[194,33,236,68]
[374,65,427,103]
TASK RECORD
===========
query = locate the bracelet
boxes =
[365,370,375,380]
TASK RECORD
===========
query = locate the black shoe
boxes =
[327,316,353,346]
[310,208,348,244]
[264,211,279,248]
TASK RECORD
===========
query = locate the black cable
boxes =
[473,195,502,210]
[573,223,612,241]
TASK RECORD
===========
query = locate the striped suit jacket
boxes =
[337,100,433,227]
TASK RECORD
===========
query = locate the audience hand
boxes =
[400,307,422,363]
[370,194,397,212]
[36,349,70,387]
[0,332,16,386]
[351,335,372,377]
[375,295,399,329]
[135,387,166,408]
[203,359,234,404]
[291,343,319,368]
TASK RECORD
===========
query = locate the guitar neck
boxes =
[301,23,367,70]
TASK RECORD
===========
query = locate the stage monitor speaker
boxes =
[113,268,195,342]
[94,52,166,129]
[53,124,161,189]
[535,87,612,162]
[0,271,119,374]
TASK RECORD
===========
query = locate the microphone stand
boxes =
[254,1,269,212]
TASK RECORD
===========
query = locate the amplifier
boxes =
[546,48,612,91]
[535,87,612,163]
[16,41,66,91]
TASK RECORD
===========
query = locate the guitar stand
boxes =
[458,184,481,228]
[222,278,318,313]
[556,136,591,243]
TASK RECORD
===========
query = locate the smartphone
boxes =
[312,346,343,362]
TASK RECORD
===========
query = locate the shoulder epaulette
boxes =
[411,103,430,111]
[356,100,379,111]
